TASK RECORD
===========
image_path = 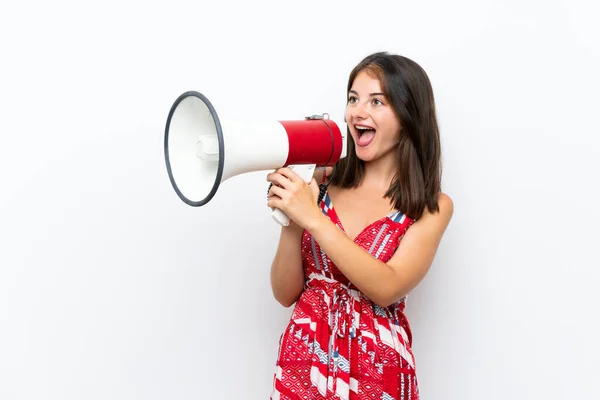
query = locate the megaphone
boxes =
[164,90,347,226]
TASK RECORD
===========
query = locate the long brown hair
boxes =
[330,52,442,220]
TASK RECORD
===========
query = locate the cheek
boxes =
[382,121,401,142]
[393,122,402,137]
[344,108,352,123]
[385,114,401,137]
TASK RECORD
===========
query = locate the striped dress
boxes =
[271,190,419,400]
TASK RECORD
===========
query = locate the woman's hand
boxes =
[266,167,324,230]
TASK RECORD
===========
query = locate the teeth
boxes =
[355,125,373,130]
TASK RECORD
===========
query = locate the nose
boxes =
[351,101,369,120]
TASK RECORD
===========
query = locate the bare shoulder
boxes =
[413,192,454,232]
[436,192,454,221]
[387,192,453,267]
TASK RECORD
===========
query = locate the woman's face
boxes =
[345,70,401,163]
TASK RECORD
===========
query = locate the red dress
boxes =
[271,190,419,400]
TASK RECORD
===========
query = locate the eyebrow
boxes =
[348,90,385,96]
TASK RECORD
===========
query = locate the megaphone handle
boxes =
[272,164,317,226]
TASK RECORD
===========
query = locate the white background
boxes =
[1,0,599,399]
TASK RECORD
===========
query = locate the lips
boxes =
[354,124,376,147]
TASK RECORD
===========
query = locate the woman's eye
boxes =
[347,96,358,104]
[372,99,383,106]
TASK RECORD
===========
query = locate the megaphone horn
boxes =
[164,90,347,226]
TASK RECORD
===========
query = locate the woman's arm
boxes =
[269,221,305,307]
[268,167,331,307]
[267,167,454,308]
[307,193,454,307]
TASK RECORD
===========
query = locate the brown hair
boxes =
[330,51,442,219]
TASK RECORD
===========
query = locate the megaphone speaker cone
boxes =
[164,91,225,207]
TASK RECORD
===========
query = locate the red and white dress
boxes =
[271,190,419,400]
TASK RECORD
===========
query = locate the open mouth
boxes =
[355,125,376,147]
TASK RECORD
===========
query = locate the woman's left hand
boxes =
[266,167,323,230]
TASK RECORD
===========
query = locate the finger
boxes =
[267,196,282,210]
[276,167,301,183]
[267,195,281,210]
[267,172,293,189]
[266,169,280,182]
[269,184,287,200]
[267,187,282,200]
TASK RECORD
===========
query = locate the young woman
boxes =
[266,51,453,400]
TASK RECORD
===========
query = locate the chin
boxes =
[355,147,376,162]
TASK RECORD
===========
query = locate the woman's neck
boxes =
[362,155,398,191]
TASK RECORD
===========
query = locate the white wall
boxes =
[1,0,598,399]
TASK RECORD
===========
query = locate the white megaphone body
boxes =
[164,90,347,226]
